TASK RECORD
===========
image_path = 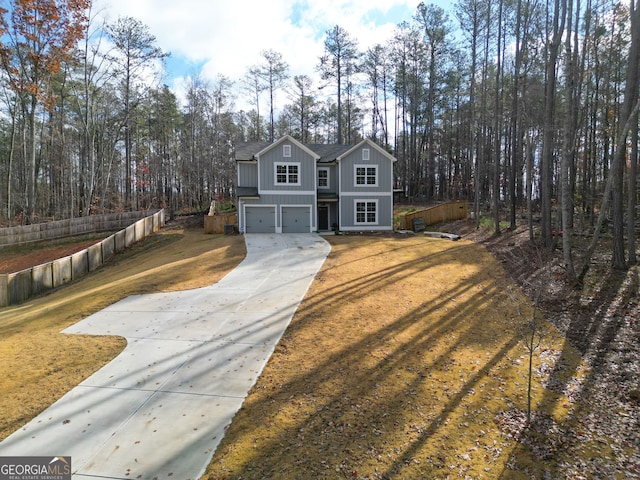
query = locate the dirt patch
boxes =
[0,236,110,274]
[0,214,205,274]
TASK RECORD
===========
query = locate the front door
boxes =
[318,205,329,231]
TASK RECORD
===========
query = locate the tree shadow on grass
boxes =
[497,265,640,478]
[204,237,541,479]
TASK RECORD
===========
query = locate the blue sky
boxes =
[95,0,454,106]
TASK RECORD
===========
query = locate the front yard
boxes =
[0,218,636,478]
[204,233,610,479]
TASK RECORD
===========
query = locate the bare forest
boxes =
[0,0,639,276]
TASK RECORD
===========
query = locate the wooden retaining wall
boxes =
[0,211,155,248]
[0,209,165,307]
[204,213,238,234]
[399,201,468,230]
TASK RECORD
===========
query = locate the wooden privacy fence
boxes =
[0,209,165,307]
[204,212,238,234]
[399,201,468,230]
[0,211,157,248]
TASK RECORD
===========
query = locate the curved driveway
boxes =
[0,233,330,480]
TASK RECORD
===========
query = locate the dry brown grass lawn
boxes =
[203,235,585,480]
[0,225,246,440]
[0,227,592,479]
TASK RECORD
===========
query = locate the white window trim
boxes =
[283,144,292,157]
[354,164,378,187]
[354,199,378,225]
[260,190,315,195]
[339,191,392,197]
[275,162,301,186]
[362,148,370,161]
[318,167,330,189]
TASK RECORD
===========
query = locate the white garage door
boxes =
[245,206,276,233]
[282,206,311,233]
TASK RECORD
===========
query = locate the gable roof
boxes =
[235,137,396,163]
[255,135,320,160]
[337,138,397,163]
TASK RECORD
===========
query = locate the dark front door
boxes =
[318,205,329,230]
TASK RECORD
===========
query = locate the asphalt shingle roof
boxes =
[235,142,270,161]
[307,144,352,163]
[235,141,352,163]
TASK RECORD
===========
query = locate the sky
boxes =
[93,0,453,108]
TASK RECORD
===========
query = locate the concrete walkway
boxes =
[0,234,330,480]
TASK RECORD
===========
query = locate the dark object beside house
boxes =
[412,217,426,232]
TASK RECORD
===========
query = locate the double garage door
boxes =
[245,206,310,233]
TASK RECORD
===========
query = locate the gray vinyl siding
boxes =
[337,145,394,231]
[257,192,315,205]
[317,164,338,194]
[339,147,394,194]
[238,162,258,187]
[236,137,397,233]
[243,192,316,232]
[258,143,316,192]
[340,196,393,231]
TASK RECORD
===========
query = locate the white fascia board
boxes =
[255,135,321,160]
[336,139,397,163]
[339,192,393,197]
[259,190,316,196]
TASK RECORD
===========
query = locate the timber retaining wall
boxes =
[399,201,468,230]
[0,209,165,307]
[0,211,156,247]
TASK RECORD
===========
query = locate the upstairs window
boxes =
[355,165,378,187]
[318,168,329,189]
[275,162,300,185]
[283,144,292,157]
[362,148,370,161]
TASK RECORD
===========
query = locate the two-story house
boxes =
[235,135,396,233]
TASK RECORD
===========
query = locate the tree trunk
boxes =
[509,0,523,231]
[6,98,18,221]
[628,104,638,265]
[526,135,535,242]
[541,0,567,247]
[26,96,38,224]
[615,0,640,269]
[579,102,640,281]
[561,0,579,283]
[493,0,504,236]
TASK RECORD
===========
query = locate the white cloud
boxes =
[93,0,422,105]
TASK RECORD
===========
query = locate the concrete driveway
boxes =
[0,233,330,480]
